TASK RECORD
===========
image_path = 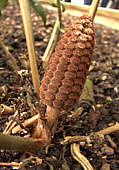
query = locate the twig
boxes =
[106,135,117,148]
[0,132,44,154]
[0,38,19,72]
[99,123,119,135]
[0,162,20,167]
[12,114,39,134]
[0,104,14,115]
[9,116,28,132]
[42,0,62,68]
[3,111,19,134]
[89,0,100,21]
[61,123,119,145]
[19,0,40,98]
[61,135,88,145]
[57,0,62,27]
[71,143,94,170]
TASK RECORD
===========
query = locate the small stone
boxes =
[43,38,48,43]
[117,43,119,47]
[114,87,118,93]
[46,29,51,34]
[34,16,38,21]
[106,96,112,101]
[102,75,107,80]
[96,104,103,108]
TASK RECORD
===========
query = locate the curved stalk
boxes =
[71,143,94,170]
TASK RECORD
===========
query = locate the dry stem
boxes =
[42,0,62,68]
[71,143,94,170]
[45,106,59,136]
[57,0,62,27]
[0,132,44,154]
[0,104,14,115]
[61,123,119,145]
[0,38,19,72]
[0,162,20,167]
[89,0,100,21]
[3,111,19,134]
[19,0,40,98]
[42,18,59,68]
[12,114,39,134]
[99,123,119,135]
[32,106,59,144]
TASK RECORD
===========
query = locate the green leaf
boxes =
[0,0,8,9]
[49,0,57,7]
[49,0,65,12]
[80,79,95,104]
[61,3,65,12]
[29,0,46,25]
[8,46,14,51]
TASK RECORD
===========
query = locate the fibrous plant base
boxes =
[40,15,94,111]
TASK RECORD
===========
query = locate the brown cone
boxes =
[40,15,95,111]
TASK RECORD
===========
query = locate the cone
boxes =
[40,15,95,111]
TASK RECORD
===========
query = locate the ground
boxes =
[0,2,119,170]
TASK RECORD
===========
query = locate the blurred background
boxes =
[61,0,119,9]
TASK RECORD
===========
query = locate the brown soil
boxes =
[0,2,119,170]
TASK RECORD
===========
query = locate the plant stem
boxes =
[57,0,62,28]
[45,105,59,136]
[3,111,19,134]
[42,18,59,68]
[0,132,42,154]
[0,162,20,167]
[0,38,19,72]
[19,0,40,98]
[89,0,100,21]
[42,0,62,68]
